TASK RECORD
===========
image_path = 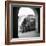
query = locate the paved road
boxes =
[18,31,40,38]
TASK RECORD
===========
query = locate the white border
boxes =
[9,3,43,42]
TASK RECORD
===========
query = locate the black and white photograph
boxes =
[12,7,40,38]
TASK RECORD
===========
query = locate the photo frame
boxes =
[5,1,45,45]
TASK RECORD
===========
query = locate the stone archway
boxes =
[18,7,38,37]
